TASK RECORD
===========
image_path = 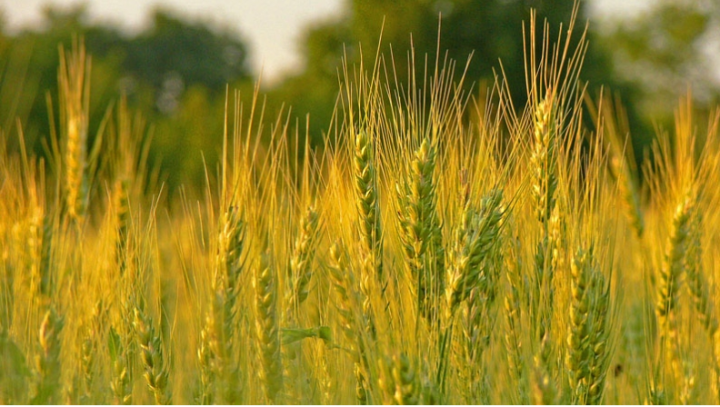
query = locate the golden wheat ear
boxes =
[57,39,92,224]
[254,253,283,403]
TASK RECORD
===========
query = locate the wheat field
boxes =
[1,10,720,405]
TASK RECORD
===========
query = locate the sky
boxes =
[1,0,652,83]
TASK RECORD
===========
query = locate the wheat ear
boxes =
[656,194,693,337]
[289,204,320,309]
[217,206,245,329]
[685,212,717,333]
[133,306,171,405]
[58,41,90,222]
[197,312,217,405]
[530,96,558,224]
[446,188,503,314]
[566,247,593,403]
[354,131,384,283]
[684,211,720,402]
[108,325,132,405]
[397,138,444,319]
[213,205,245,403]
[254,253,282,403]
[379,353,419,405]
[328,240,370,404]
[587,269,612,404]
[531,333,557,405]
[80,319,99,403]
[282,204,320,401]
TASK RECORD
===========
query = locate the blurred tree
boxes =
[124,10,250,103]
[1,4,252,190]
[597,0,720,123]
[268,0,648,152]
[153,85,227,188]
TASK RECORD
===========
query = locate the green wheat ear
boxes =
[354,130,384,283]
[198,204,245,404]
[379,352,419,405]
[587,270,612,405]
[328,240,370,404]
[566,247,591,399]
[133,306,171,405]
[446,188,503,315]
[289,204,320,308]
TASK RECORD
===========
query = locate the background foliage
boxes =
[0,0,718,189]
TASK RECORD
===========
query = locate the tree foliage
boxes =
[0,4,252,189]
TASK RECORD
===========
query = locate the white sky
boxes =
[1,0,651,83]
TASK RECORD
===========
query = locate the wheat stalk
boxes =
[504,236,527,403]
[32,308,63,405]
[0,329,29,404]
[609,154,645,238]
